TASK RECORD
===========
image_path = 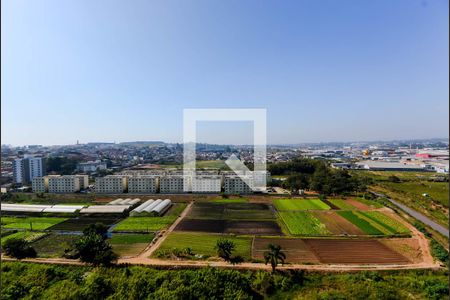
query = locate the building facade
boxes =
[32,177,48,193]
[77,161,107,172]
[127,176,158,194]
[48,175,81,193]
[223,176,253,194]
[13,156,46,184]
[95,175,128,194]
[159,176,186,193]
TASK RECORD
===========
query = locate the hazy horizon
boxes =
[2,1,449,146]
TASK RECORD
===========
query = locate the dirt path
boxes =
[132,201,194,259]
[1,201,442,272]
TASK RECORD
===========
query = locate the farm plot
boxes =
[278,211,330,236]
[328,199,357,210]
[113,216,175,232]
[32,234,80,258]
[252,238,319,263]
[175,219,282,235]
[1,231,47,247]
[351,198,384,209]
[1,217,68,230]
[154,232,252,260]
[312,211,364,235]
[109,233,154,257]
[303,239,410,264]
[337,211,409,236]
[273,199,330,211]
[48,217,121,231]
[187,202,274,220]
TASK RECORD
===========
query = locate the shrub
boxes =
[2,238,37,259]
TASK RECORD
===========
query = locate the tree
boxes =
[263,244,286,273]
[74,233,117,266]
[284,174,309,194]
[388,175,401,183]
[215,239,235,261]
[2,238,37,259]
[83,223,109,239]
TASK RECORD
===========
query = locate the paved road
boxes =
[372,192,449,238]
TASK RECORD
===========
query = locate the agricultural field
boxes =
[304,239,410,264]
[1,231,47,247]
[154,232,252,260]
[312,211,364,235]
[175,219,282,235]
[252,238,320,264]
[109,233,154,257]
[278,211,330,236]
[49,216,121,231]
[252,237,414,264]
[273,199,331,211]
[113,203,187,232]
[337,211,410,236]
[187,202,275,220]
[328,199,357,210]
[212,198,248,203]
[1,217,68,230]
[31,234,80,258]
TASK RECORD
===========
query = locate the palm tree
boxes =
[264,244,286,273]
[215,238,235,261]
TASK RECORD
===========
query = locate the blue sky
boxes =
[2,0,448,146]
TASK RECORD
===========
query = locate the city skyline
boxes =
[2,0,449,145]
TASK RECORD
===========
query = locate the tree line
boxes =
[269,158,372,195]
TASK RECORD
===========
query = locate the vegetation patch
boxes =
[328,199,357,210]
[154,232,252,260]
[109,233,154,244]
[113,216,176,232]
[358,211,410,235]
[278,211,330,235]
[274,199,331,211]
[1,231,47,247]
[1,217,68,230]
[337,211,384,235]
[31,234,80,258]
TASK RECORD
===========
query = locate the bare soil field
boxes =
[175,219,282,235]
[186,202,275,220]
[252,238,319,263]
[48,216,122,231]
[303,239,410,264]
[346,199,370,210]
[381,238,423,264]
[313,211,364,235]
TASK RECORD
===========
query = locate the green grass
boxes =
[1,231,47,247]
[358,211,410,235]
[355,198,384,208]
[155,232,252,260]
[337,211,384,235]
[31,234,80,258]
[274,199,331,211]
[109,233,154,244]
[1,217,68,230]
[328,199,356,210]
[382,181,449,207]
[278,211,330,235]
[113,204,187,232]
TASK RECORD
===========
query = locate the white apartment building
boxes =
[13,156,46,184]
[159,176,186,193]
[76,175,89,189]
[128,176,158,194]
[32,177,48,193]
[191,176,222,193]
[77,161,107,172]
[48,175,81,193]
[95,175,128,194]
[223,176,253,194]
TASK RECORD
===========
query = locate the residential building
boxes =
[48,175,80,193]
[13,156,46,184]
[76,175,89,189]
[223,176,253,194]
[95,175,128,194]
[160,176,186,193]
[128,176,158,194]
[77,160,107,172]
[32,177,48,193]
[191,176,222,193]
